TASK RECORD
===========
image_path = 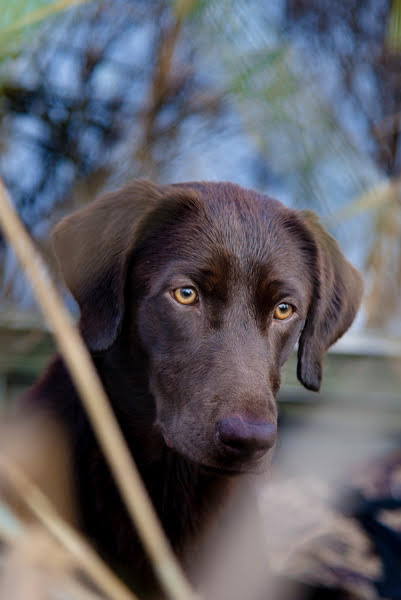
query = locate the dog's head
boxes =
[53,180,363,472]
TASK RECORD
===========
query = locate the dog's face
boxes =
[53,181,363,472]
[131,188,313,470]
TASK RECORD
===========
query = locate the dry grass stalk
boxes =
[0,455,138,600]
[0,179,199,600]
[0,522,106,600]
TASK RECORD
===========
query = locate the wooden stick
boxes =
[0,180,199,600]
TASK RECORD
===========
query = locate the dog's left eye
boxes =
[173,287,198,306]
[274,303,294,320]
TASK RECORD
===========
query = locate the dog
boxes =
[23,180,363,596]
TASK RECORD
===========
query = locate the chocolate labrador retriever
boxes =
[25,180,363,596]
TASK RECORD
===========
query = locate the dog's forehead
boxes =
[180,181,284,219]
[134,182,311,294]
[140,182,310,293]
[186,183,300,268]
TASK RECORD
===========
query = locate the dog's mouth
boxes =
[157,421,272,475]
[207,450,271,474]
[190,449,271,477]
[199,463,249,477]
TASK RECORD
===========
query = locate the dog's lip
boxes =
[156,422,176,449]
[199,459,266,476]
[200,448,270,476]
[161,432,175,449]
[199,463,245,476]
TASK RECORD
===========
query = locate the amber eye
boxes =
[274,302,294,320]
[173,287,198,306]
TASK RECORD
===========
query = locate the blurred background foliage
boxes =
[1,0,401,395]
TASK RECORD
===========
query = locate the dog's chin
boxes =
[197,452,271,476]
[198,463,257,477]
[174,446,270,477]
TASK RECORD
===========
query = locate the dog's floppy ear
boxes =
[296,211,363,392]
[52,179,198,351]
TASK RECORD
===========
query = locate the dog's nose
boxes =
[216,417,277,455]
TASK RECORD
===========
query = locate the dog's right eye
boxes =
[274,302,294,320]
[173,287,199,306]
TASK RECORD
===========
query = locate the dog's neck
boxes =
[24,352,233,588]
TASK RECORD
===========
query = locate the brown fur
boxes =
[23,180,363,595]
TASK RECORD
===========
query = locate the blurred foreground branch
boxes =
[0,454,136,600]
[0,178,199,600]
